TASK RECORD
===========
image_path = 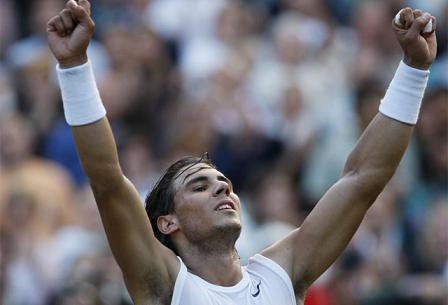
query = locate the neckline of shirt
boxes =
[187,266,250,293]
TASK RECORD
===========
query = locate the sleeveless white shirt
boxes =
[171,254,297,305]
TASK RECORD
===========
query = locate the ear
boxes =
[157,214,179,235]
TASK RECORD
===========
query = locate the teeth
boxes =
[217,204,232,210]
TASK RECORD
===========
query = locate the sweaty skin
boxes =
[47,2,437,304]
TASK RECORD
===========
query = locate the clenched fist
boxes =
[47,0,94,68]
[393,8,437,70]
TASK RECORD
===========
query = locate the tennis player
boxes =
[47,1,437,304]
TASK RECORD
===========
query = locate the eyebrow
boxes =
[182,166,212,183]
[184,174,232,189]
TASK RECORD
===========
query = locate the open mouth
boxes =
[215,200,236,211]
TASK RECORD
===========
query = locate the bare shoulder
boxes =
[259,228,310,296]
[259,229,298,281]
[260,228,297,274]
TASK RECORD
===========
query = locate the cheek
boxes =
[176,195,212,224]
[179,204,206,219]
[176,204,214,235]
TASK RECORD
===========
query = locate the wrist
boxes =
[56,60,106,126]
[403,57,431,71]
[58,54,88,69]
[379,60,430,125]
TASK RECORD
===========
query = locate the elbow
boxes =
[343,153,396,186]
[342,164,395,203]
[88,164,125,195]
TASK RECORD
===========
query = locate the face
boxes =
[169,163,242,245]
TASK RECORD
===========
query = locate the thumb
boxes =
[407,12,431,39]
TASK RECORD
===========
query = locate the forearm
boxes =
[343,113,412,194]
[343,61,429,197]
[72,118,124,190]
[57,61,123,190]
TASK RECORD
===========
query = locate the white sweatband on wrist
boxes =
[56,61,106,126]
[379,61,429,125]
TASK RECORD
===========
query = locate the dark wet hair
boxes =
[145,154,215,255]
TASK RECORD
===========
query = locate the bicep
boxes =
[262,174,374,290]
[92,176,179,296]
[294,175,373,280]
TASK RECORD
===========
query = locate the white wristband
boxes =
[379,61,429,125]
[56,61,106,126]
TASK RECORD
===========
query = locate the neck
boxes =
[177,237,242,287]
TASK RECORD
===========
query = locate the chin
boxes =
[215,220,242,240]
[182,218,242,245]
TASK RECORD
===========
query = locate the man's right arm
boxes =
[72,120,179,296]
[47,0,179,302]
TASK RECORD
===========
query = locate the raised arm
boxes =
[47,1,179,302]
[261,8,437,297]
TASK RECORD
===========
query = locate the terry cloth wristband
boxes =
[379,61,429,125]
[56,61,106,126]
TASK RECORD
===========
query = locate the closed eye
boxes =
[193,186,207,192]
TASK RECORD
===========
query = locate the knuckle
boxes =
[61,9,71,16]
[402,35,413,43]
[79,7,88,16]
[416,18,427,26]
[403,7,413,14]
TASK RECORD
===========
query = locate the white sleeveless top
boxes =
[171,254,297,305]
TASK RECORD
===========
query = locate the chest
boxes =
[179,279,294,305]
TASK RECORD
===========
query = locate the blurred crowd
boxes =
[0,0,447,304]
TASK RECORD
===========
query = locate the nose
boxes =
[214,180,230,197]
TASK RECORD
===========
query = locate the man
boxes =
[47,1,437,304]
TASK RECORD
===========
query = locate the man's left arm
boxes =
[261,8,437,296]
